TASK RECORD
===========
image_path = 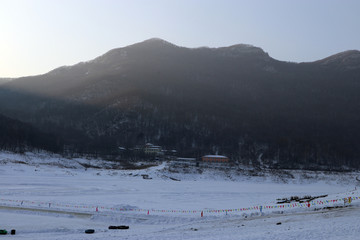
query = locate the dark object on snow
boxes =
[109,225,129,230]
[170,177,181,181]
[0,229,7,235]
[323,206,346,210]
[142,174,152,180]
[276,222,282,225]
[85,229,95,234]
[277,194,328,204]
[10,229,16,235]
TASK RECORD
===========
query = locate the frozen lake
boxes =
[0,151,359,239]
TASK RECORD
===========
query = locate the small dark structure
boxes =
[85,229,95,234]
[109,225,129,230]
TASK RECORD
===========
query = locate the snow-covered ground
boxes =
[0,151,359,239]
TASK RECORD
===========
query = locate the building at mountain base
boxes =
[201,155,229,163]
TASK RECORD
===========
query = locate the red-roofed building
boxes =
[201,155,229,163]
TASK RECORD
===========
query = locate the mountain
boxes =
[0,38,360,169]
[315,50,360,70]
[0,114,62,153]
[0,78,12,85]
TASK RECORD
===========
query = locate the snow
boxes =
[0,151,360,239]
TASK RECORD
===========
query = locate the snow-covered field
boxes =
[0,151,360,239]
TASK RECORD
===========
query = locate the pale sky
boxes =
[1,0,359,78]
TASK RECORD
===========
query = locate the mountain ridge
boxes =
[3,38,359,81]
[0,38,360,169]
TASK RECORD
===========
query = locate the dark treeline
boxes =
[0,114,62,153]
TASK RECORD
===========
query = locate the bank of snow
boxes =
[0,151,360,239]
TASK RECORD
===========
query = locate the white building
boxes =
[144,143,162,155]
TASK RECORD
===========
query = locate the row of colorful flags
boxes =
[0,196,358,215]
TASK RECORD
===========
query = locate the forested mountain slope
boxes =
[0,39,359,169]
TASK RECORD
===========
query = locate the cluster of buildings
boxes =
[143,143,178,157]
[119,143,229,163]
[143,143,229,163]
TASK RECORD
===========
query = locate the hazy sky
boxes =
[1,0,359,78]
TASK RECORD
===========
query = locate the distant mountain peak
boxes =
[216,43,270,59]
[132,38,180,49]
[229,43,256,48]
[323,50,360,61]
[317,50,360,70]
[143,37,170,43]
[228,43,266,53]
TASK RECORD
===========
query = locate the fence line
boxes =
[0,196,358,216]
